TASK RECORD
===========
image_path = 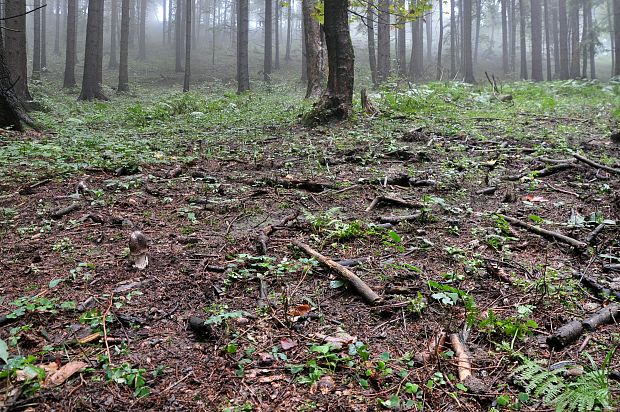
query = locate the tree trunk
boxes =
[42,0,47,68]
[109,0,119,68]
[450,0,456,76]
[55,0,61,56]
[176,0,184,72]
[558,0,569,78]
[581,0,588,78]
[33,0,42,80]
[426,4,432,62]
[275,0,280,69]
[168,0,173,43]
[184,0,192,91]
[463,0,474,82]
[64,0,77,88]
[377,0,390,81]
[285,0,292,60]
[398,1,407,77]
[163,0,167,44]
[510,0,516,71]
[552,5,560,76]
[264,0,273,81]
[519,0,527,79]
[302,0,324,98]
[569,0,580,78]
[587,2,594,78]
[367,0,378,85]
[610,0,617,76]
[79,0,108,100]
[237,0,249,93]
[501,0,509,74]
[138,0,147,59]
[410,12,423,80]
[305,0,354,124]
[97,0,104,86]
[118,0,130,91]
[437,0,444,79]
[301,12,307,82]
[543,0,552,80]
[530,0,543,81]
[0,34,34,131]
[474,0,481,65]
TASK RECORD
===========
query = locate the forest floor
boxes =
[1,76,620,412]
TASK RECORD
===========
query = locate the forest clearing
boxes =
[1,0,620,411]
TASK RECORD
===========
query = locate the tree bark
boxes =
[304,0,354,124]
[530,0,543,81]
[501,0,509,74]
[302,0,324,98]
[0,34,34,131]
[138,0,147,59]
[611,0,618,76]
[552,5,560,76]
[264,0,273,81]
[463,0,475,82]
[79,0,108,100]
[54,0,61,56]
[450,0,457,76]
[519,0,527,79]
[558,0,569,78]
[275,0,280,69]
[397,1,407,77]
[237,0,250,93]
[437,0,444,79]
[64,0,77,88]
[163,0,167,44]
[569,0,580,78]
[367,0,378,85]
[184,0,192,91]
[41,0,47,68]
[97,0,104,86]
[543,0,552,80]
[118,0,130,92]
[32,0,42,80]
[285,0,292,61]
[109,0,119,69]
[176,0,184,72]
[377,0,391,81]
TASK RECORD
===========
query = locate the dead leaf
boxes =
[287,304,311,317]
[318,375,335,394]
[258,374,286,383]
[280,338,298,351]
[523,194,548,203]
[44,361,88,387]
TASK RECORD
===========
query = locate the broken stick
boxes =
[292,240,382,304]
[449,333,472,381]
[573,153,620,175]
[366,195,423,212]
[499,214,587,250]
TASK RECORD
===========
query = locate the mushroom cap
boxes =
[129,231,148,256]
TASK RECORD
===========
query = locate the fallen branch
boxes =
[379,213,422,225]
[533,163,574,178]
[547,320,583,350]
[366,195,423,212]
[257,210,300,255]
[603,264,620,273]
[585,223,606,245]
[292,240,381,304]
[574,271,620,301]
[51,203,81,219]
[498,214,587,250]
[573,153,620,175]
[476,186,497,195]
[449,333,472,381]
[582,304,620,331]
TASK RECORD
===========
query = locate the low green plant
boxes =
[104,362,150,397]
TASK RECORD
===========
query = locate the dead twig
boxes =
[292,240,382,304]
[499,214,587,250]
[573,153,620,175]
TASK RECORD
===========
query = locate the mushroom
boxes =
[129,231,149,270]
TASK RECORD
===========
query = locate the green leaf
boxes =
[405,382,419,394]
[49,278,64,288]
[329,280,345,289]
[0,338,9,363]
[387,230,401,243]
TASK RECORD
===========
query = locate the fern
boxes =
[510,350,615,412]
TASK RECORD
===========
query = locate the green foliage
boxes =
[479,309,538,341]
[104,362,151,398]
[510,350,615,412]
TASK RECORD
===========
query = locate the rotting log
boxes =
[292,240,382,304]
[499,214,587,250]
[547,320,583,350]
[573,153,620,175]
[582,304,620,331]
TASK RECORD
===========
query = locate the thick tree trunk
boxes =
[109,0,119,69]
[530,0,543,81]
[377,0,390,81]
[275,0,280,70]
[138,0,147,59]
[0,34,34,131]
[463,0,474,82]
[558,0,569,78]
[55,0,61,56]
[64,0,77,88]
[42,0,47,68]
[79,0,108,100]
[118,0,130,91]
[519,0,527,79]
[237,0,249,93]
[409,14,423,80]
[184,0,192,91]
[302,0,324,98]
[264,0,273,81]
[569,0,580,78]
[552,5,560,76]
[305,0,354,124]
[543,0,552,80]
[581,1,588,78]
[176,0,184,72]
[367,0,378,85]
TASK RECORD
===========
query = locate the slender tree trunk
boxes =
[531,0,543,81]
[118,0,130,91]
[33,0,42,80]
[302,0,324,97]
[558,0,569,78]
[64,0,77,88]
[552,6,560,76]
[426,5,432,62]
[587,2,594,78]
[474,0,481,65]
[109,0,119,68]
[543,0,552,80]
[569,0,580,78]
[97,0,104,86]
[275,0,280,69]
[367,0,378,85]
[581,0,588,77]
[510,0,516,71]
[519,0,527,79]
[264,0,273,80]
[437,0,444,79]
[184,0,192,91]
[306,0,354,123]
[163,0,167,44]
[176,0,184,72]
[409,11,423,80]
[377,0,391,81]
[463,0,474,82]
[301,14,307,81]
[138,0,146,59]
[610,0,616,76]
[129,0,135,48]
[55,0,61,55]
[42,0,47,68]
[398,1,407,77]
[168,0,173,43]
[285,0,292,60]
[450,0,456,76]
[79,0,107,100]
[237,0,249,92]
[501,0,509,73]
